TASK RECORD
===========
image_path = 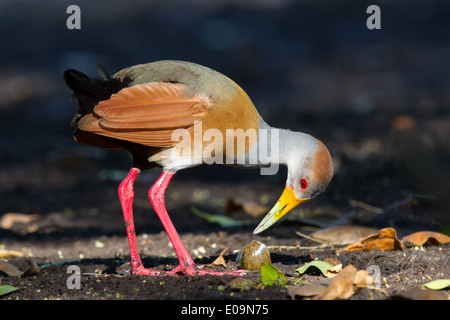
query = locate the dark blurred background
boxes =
[0,0,449,231]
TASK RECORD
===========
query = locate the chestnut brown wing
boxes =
[77,82,211,148]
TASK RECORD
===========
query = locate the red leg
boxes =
[118,168,157,275]
[148,170,246,276]
[148,171,196,274]
[119,168,245,276]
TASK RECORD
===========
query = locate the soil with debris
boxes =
[0,1,449,301]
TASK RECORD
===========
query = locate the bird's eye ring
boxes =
[300,179,308,191]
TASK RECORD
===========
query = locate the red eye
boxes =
[300,179,308,191]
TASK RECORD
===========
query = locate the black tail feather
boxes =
[63,67,131,125]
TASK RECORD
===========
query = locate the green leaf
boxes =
[295,260,334,276]
[190,206,252,228]
[441,225,450,236]
[423,279,450,290]
[0,285,19,297]
[260,262,287,287]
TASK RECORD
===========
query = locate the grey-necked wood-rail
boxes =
[63,60,333,276]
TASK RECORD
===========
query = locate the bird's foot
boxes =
[166,264,247,276]
[193,268,248,277]
[132,264,247,276]
[132,265,165,276]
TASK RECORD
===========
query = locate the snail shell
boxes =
[236,240,271,271]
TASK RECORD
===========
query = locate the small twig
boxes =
[82,273,126,278]
[349,199,383,214]
[266,245,322,251]
[295,231,328,244]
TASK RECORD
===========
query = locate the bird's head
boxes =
[253,138,333,234]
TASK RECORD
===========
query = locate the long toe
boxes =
[196,269,248,276]
[132,264,247,276]
[132,266,165,276]
[166,264,247,276]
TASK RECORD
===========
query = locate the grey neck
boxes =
[242,118,316,175]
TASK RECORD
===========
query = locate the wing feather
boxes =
[77,82,211,147]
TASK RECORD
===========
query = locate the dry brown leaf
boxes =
[0,260,40,277]
[225,199,269,217]
[0,249,24,258]
[314,265,358,300]
[314,265,376,300]
[311,225,378,245]
[209,246,231,268]
[241,202,270,217]
[0,213,41,229]
[0,261,24,276]
[325,263,342,278]
[401,231,450,246]
[353,270,375,288]
[337,227,403,253]
[286,284,327,299]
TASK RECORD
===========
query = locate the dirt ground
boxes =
[0,167,449,301]
[0,0,449,301]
